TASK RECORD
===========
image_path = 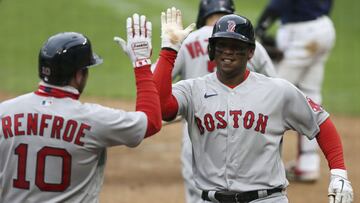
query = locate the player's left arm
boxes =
[316,119,354,203]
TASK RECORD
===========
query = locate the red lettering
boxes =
[27,113,38,135]
[255,114,268,134]
[186,43,195,58]
[243,111,255,129]
[230,110,242,128]
[204,113,215,132]
[74,123,91,146]
[39,114,52,136]
[2,116,13,138]
[14,114,25,136]
[63,120,78,142]
[194,41,205,57]
[195,116,204,135]
[51,116,64,139]
[215,111,227,129]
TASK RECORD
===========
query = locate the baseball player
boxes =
[154,8,353,203]
[0,14,161,202]
[255,0,336,182]
[172,1,277,202]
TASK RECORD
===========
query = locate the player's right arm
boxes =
[114,13,161,138]
[153,7,195,121]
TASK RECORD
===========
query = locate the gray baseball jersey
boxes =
[172,25,277,203]
[0,83,147,202]
[172,72,329,191]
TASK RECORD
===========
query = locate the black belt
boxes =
[201,187,283,203]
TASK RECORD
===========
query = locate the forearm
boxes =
[316,118,346,170]
[134,66,162,138]
[153,49,179,121]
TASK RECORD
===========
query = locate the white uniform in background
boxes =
[275,16,336,178]
[172,25,277,203]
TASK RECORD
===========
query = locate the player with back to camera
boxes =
[154,7,353,203]
[0,14,160,202]
[172,0,277,202]
[254,0,336,182]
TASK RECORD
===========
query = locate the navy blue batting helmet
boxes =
[196,0,235,29]
[39,32,103,86]
[208,14,256,60]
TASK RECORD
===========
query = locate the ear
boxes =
[75,69,84,84]
[247,48,255,60]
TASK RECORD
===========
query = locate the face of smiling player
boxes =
[214,38,254,85]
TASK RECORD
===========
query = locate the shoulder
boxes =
[250,72,292,88]
[0,93,34,108]
[183,26,212,43]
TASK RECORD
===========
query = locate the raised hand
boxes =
[161,7,195,51]
[114,13,152,68]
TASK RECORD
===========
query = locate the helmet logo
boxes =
[226,20,236,32]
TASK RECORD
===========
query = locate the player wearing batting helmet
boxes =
[154,8,353,203]
[0,19,161,202]
[171,1,277,202]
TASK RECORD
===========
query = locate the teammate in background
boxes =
[0,14,161,202]
[154,7,353,203]
[172,0,276,202]
[254,0,336,182]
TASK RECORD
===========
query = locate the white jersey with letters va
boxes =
[172,71,329,191]
[172,25,277,203]
[0,84,147,202]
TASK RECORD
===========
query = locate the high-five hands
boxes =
[328,169,353,203]
[161,7,195,51]
[114,14,152,68]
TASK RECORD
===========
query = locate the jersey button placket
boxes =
[225,90,236,188]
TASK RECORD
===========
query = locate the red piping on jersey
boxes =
[224,69,251,89]
[134,65,162,138]
[316,118,346,170]
[153,49,179,121]
[34,85,79,100]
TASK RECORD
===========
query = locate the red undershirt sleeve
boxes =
[316,117,346,170]
[134,65,162,138]
[153,49,179,121]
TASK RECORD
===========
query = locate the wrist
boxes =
[330,169,348,179]
[133,58,151,68]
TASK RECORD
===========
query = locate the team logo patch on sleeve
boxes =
[306,97,323,112]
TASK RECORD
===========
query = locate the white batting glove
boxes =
[161,7,195,51]
[328,169,353,203]
[114,13,152,68]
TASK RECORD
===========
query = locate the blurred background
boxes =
[0,0,359,115]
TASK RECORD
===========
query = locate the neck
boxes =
[216,69,250,88]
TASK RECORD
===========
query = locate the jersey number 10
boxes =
[13,144,71,192]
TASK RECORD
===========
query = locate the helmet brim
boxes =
[87,53,103,68]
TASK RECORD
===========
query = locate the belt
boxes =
[201,187,283,203]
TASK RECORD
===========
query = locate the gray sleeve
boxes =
[172,79,194,118]
[82,103,147,149]
[282,81,329,139]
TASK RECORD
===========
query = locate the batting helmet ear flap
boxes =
[208,41,215,61]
